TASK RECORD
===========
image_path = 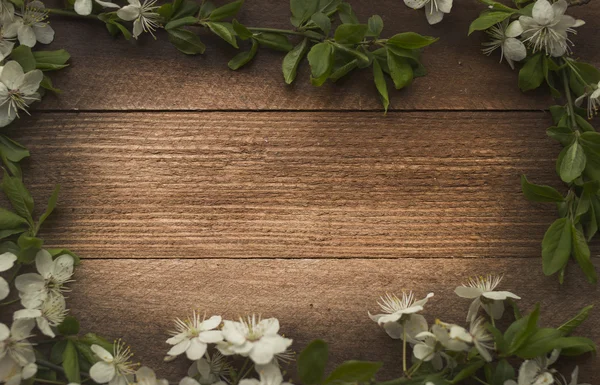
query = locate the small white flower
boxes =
[116,0,160,39]
[15,250,74,308]
[448,317,494,362]
[73,0,119,16]
[218,316,292,365]
[413,331,443,370]
[14,1,54,47]
[575,81,600,119]
[0,360,37,385]
[165,312,223,361]
[187,351,231,385]
[0,60,43,127]
[0,252,17,300]
[455,275,520,322]
[239,364,292,385]
[482,20,527,69]
[0,320,36,374]
[89,340,139,385]
[518,0,585,57]
[431,322,470,352]
[369,291,433,342]
[404,0,452,25]
[13,293,68,338]
[134,366,168,385]
[0,17,18,61]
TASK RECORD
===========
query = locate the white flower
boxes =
[0,60,43,127]
[165,312,223,361]
[15,250,74,308]
[116,0,160,39]
[404,0,452,25]
[187,351,231,385]
[134,367,168,385]
[0,0,15,20]
[0,17,18,61]
[73,0,119,16]
[14,1,54,47]
[575,81,600,119]
[482,20,527,69]
[448,317,494,362]
[431,322,470,352]
[13,293,68,338]
[369,292,433,342]
[413,331,443,370]
[455,275,520,322]
[504,351,560,385]
[518,0,585,57]
[0,360,37,385]
[567,367,590,385]
[0,252,17,300]
[218,316,292,365]
[89,340,138,385]
[0,320,36,378]
[239,364,292,385]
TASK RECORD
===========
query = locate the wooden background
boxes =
[3,0,600,382]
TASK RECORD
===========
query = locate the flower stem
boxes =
[46,8,100,21]
[561,64,579,132]
[234,357,251,385]
[34,379,68,385]
[247,27,315,38]
[0,298,20,306]
[37,359,91,379]
[473,377,492,385]
[402,323,407,374]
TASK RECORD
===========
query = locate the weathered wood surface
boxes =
[37,0,600,111]
[6,110,572,259]
[68,258,600,381]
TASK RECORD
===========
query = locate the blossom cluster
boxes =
[0,250,75,385]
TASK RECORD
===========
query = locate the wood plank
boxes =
[4,110,576,259]
[37,0,600,111]
[65,258,600,382]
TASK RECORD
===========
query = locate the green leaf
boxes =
[290,0,319,27]
[0,207,28,230]
[515,328,562,358]
[168,29,206,55]
[0,136,29,163]
[307,42,333,86]
[520,175,564,203]
[48,248,81,265]
[492,360,515,385]
[2,173,34,226]
[366,15,383,37]
[58,316,80,336]
[575,115,594,133]
[228,39,258,70]
[18,234,43,250]
[73,340,97,365]
[571,225,597,283]
[324,361,382,385]
[10,45,36,72]
[40,75,61,94]
[334,23,368,44]
[468,11,514,35]
[206,21,238,48]
[387,50,413,90]
[558,336,597,356]
[253,33,292,52]
[518,53,544,92]
[311,12,331,34]
[198,1,215,18]
[570,61,600,84]
[33,49,70,71]
[559,140,586,183]
[165,16,198,30]
[505,304,539,354]
[50,340,68,364]
[171,0,200,19]
[329,58,358,82]
[35,184,60,235]
[282,38,309,84]
[79,333,114,352]
[336,2,358,24]
[546,126,574,147]
[297,340,328,385]
[450,361,486,384]
[209,0,243,21]
[558,305,593,336]
[232,19,252,39]
[542,218,572,276]
[388,32,438,49]
[372,59,389,113]
[107,20,132,40]
[62,340,81,383]
[156,3,174,20]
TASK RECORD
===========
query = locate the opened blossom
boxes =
[218,316,292,365]
[575,81,600,119]
[14,250,74,308]
[134,366,169,385]
[116,0,160,39]
[186,351,231,385]
[369,291,433,342]
[13,293,68,338]
[73,0,119,16]
[0,18,18,61]
[518,0,585,57]
[0,60,43,127]
[504,350,560,385]
[0,320,37,385]
[239,364,292,385]
[404,0,452,25]
[483,20,526,69]
[14,1,54,47]
[89,340,139,385]
[448,317,494,362]
[455,275,520,322]
[0,251,16,300]
[165,312,223,361]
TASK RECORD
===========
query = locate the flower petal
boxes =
[167,339,191,357]
[185,338,207,361]
[90,361,117,384]
[198,330,223,344]
[403,0,428,10]
[116,5,140,21]
[532,0,554,25]
[454,286,481,299]
[35,249,53,278]
[74,0,92,15]
[200,315,222,331]
[0,61,24,90]
[425,1,444,24]
[10,318,34,340]
[17,25,36,47]
[91,344,114,362]
[482,291,520,301]
[0,323,10,341]
[505,20,523,38]
[0,252,16,272]
[0,277,9,301]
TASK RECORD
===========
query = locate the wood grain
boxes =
[36,0,600,111]
[66,258,600,382]
[3,110,576,259]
